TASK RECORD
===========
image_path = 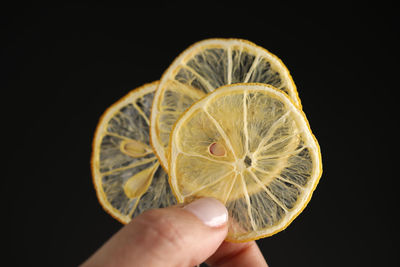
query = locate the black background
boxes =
[3,5,398,266]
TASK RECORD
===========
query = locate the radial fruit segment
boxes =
[150,38,301,170]
[169,83,322,242]
[91,82,176,224]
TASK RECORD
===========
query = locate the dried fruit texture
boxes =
[151,38,300,170]
[169,83,322,242]
[91,82,176,224]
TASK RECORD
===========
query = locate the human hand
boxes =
[81,198,268,267]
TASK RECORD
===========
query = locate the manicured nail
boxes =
[183,198,228,227]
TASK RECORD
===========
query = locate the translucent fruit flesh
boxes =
[151,38,301,171]
[91,82,176,224]
[169,83,322,242]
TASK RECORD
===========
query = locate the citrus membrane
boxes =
[151,38,301,170]
[91,82,176,223]
[169,83,322,242]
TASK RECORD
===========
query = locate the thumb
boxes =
[82,198,229,267]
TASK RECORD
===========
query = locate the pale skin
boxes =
[81,198,268,267]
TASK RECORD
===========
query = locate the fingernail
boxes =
[183,198,228,227]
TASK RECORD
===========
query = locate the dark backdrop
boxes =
[3,5,397,266]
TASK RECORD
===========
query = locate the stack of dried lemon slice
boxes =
[91,38,322,242]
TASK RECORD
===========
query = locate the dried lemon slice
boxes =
[151,38,301,170]
[91,82,176,224]
[169,83,322,242]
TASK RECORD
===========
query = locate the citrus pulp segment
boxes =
[91,82,176,224]
[169,83,322,242]
[150,38,300,170]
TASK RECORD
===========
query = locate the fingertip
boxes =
[183,198,228,228]
[126,201,228,266]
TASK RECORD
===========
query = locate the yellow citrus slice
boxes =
[151,38,301,170]
[91,81,176,224]
[169,83,322,242]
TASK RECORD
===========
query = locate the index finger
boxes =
[206,240,268,267]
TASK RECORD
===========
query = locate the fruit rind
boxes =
[150,38,302,171]
[91,81,159,224]
[168,82,322,242]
